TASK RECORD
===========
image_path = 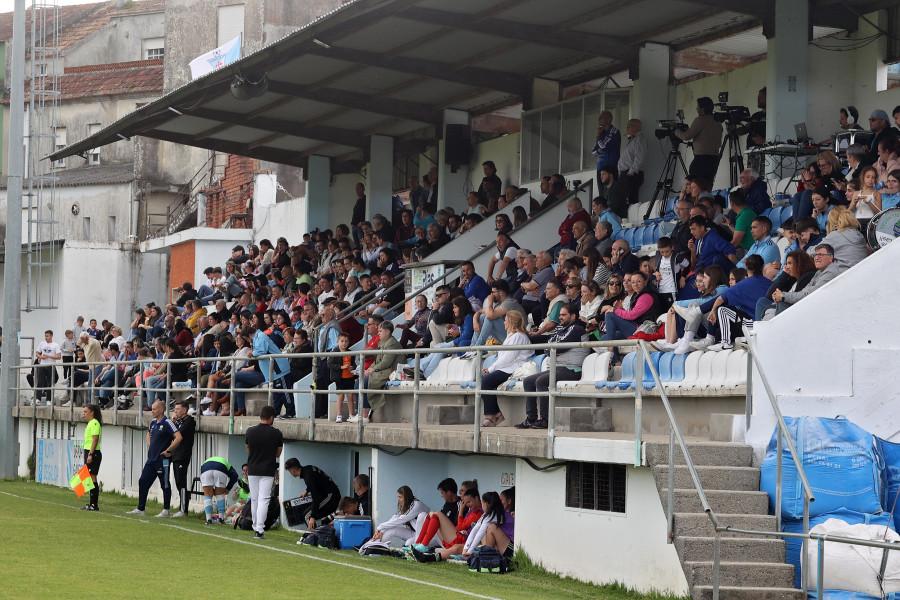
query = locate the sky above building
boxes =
[0,0,94,14]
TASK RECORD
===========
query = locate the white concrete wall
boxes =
[747,239,900,451]
[0,242,167,350]
[516,459,689,595]
[254,196,310,245]
[471,133,521,191]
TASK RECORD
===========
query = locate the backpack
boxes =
[467,545,511,574]
[301,524,337,549]
[234,497,280,531]
[358,539,393,556]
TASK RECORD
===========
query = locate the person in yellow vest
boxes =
[81,404,102,511]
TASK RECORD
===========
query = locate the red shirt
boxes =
[363,335,380,369]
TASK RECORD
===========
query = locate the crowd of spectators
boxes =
[23,104,894,428]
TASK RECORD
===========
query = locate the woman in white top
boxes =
[371,485,430,547]
[578,280,602,325]
[462,491,506,557]
[479,312,532,427]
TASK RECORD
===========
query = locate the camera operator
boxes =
[746,88,766,172]
[675,97,723,185]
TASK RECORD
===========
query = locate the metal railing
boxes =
[12,337,654,462]
[642,325,819,600]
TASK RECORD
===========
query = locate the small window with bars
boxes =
[88,123,101,165]
[146,47,164,60]
[565,462,626,513]
[52,126,66,169]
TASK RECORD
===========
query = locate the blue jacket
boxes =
[452,314,474,349]
[592,126,621,170]
[719,275,771,316]
[463,275,490,304]
[745,178,771,215]
[696,229,736,273]
[252,330,289,383]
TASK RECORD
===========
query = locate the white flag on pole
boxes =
[189,35,242,80]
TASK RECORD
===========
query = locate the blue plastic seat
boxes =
[612,228,625,241]
[658,352,675,382]
[605,352,636,390]
[665,195,677,213]
[644,225,657,245]
[781,204,793,222]
[668,353,688,382]
[761,207,772,218]
[640,351,663,390]
[624,228,636,248]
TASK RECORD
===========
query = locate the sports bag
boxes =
[467,545,510,574]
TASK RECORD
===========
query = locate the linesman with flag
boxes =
[80,405,102,511]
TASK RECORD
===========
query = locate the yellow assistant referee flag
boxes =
[69,465,95,498]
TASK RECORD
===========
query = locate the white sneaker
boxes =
[689,335,715,351]
[61,400,72,408]
[45,400,53,406]
[155,509,170,518]
[171,511,186,518]
[707,342,733,351]
[55,393,69,401]
[126,508,145,516]
[347,414,358,423]
[200,396,213,405]
[673,303,701,321]
[202,409,216,416]
[335,415,343,423]
[673,340,693,355]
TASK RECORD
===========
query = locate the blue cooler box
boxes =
[334,516,372,549]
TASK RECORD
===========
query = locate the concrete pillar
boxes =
[306,155,330,233]
[765,0,809,144]
[368,134,394,221]
[438,108,469,211]
[633,43,674,205]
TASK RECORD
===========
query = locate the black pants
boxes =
[62,355,74,379]
[138,458,171,511]
[83,448,102,507]
[522,367,581,421]
[689,154,720,185]
[35,365,57,401]
[173,459,190,514]
[314,360,330,418]
[620,171,644,204]
[297,492,340,527]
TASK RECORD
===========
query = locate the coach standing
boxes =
[245,405,283,539]
[127,400,182,517]
[171,400,196,518]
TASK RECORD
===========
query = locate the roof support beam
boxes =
[144,128,307,168]
[682,0,772,20]
[400,6,634,60]
[187,107,364,148]
[307,46,528,96]
[266,79,441,126]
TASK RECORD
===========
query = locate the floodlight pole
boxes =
[0,0,27,479]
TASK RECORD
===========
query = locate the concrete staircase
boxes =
[645,441,802,600]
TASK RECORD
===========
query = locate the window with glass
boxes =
[521,88,631,184]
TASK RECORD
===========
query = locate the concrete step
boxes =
[660,489,770,515]
[653,465,760,491]
[684,561,795,588]
[673,513,777,538]
[645,440,753,468]
[675,536,785,563]
[692,586,804,600]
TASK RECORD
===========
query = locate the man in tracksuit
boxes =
[126,400,182,517]
[171,400,196,518]
[285,457,341,531]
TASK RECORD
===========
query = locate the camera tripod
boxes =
[644,139,688,220]
[718,123,745,189]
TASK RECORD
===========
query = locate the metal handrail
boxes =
[639,325,818,600]
[13,338,649,458]
[636,341,718,529]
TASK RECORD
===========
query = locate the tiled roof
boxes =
[0,1,165,47]
[0,162,135,189]
[3,60,163,104]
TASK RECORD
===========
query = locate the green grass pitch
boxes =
[1,479,674,600]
